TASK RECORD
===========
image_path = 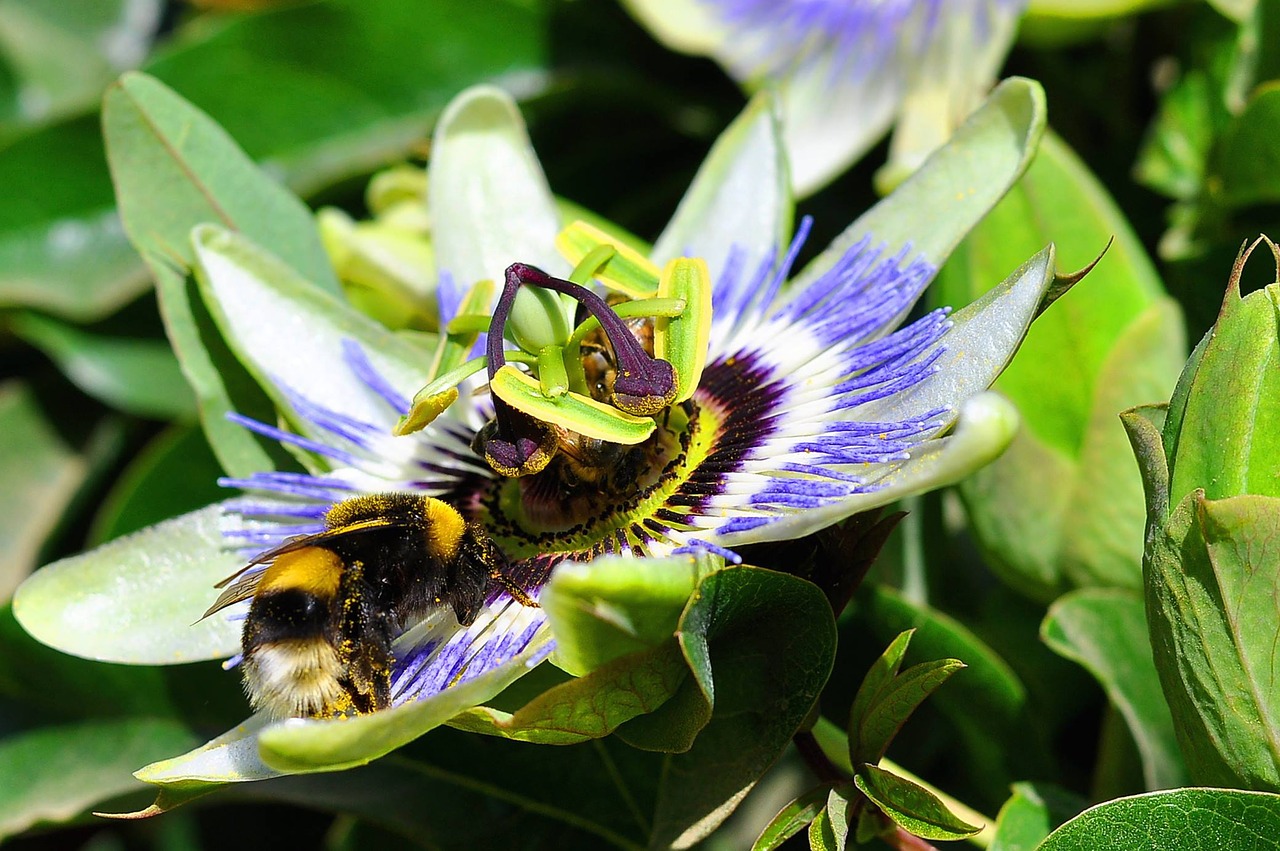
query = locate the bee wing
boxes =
[200,570,266,620]
[201,516,405,620]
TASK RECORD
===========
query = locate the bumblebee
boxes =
[202,493,536,719]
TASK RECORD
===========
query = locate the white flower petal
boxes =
[429,86,565,289]
[778,53,902,196]
[857,245,1057,427]
[618,0,732,55]
[192,225,431,436]
[882,1,1025,188]
[654,91,792,280]
[135,714,277,784]
[13,503,242,664]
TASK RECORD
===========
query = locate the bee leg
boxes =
[335,561,393,713]
[489,568,540,610]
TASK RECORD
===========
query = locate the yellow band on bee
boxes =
[257,547,345,599]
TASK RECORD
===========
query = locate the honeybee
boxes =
[202,493,536,719]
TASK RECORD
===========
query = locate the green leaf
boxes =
[825,784,854,849]
[10,312,195,420]
[988,782,1086,851]
[799,77,1045,285]
[1041,589,1188,790]
[104,72,338,294]
[1165,279,1280,506]
[1,0,549,324]
[807,806,838,851]
[0,718,197,842]
[146,0,549,198]
[936,130,1184,599]
[652,91,792,291]
[0,382,88,602]
[855,658,965,767]
[1144,490,1280,789]
[0,117,150,322]
[540,553,713,676]
[0,0,158,139]
[259,736,656,851]
[0,604,173,720]
[1211,83,1280,209]
[649,567,836,849]
[191,224,432,440]
[1121,403,1171,527]
[1134,65,1224,201]
[853,763,981,841]
[449,642,688,745]
[103,72,336,476]
[846,630,914,763]
[850,584,1048,794]
[1038,789,1280,850]
[752,785,829,851]
[13,502,242,664]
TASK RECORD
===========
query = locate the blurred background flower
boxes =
[623,0,1027,192]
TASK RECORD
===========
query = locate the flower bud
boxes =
[1124,236,1280,791]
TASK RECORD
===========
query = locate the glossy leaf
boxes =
[988,782,1086,851]
[649,567,836,849]
[847,630,914,764]
[853,763,981,841]
[540,553,714,676]
[0,382,87,602]
[450,642,688,744]
[751,785,829,851]
[807,805,838,851]
[13,502,243,664]
[1038,789,1280,850]
[0,718,197,841]
[1041,589,1187,790]
[856,658,965,767]
[851,584,1047,793]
